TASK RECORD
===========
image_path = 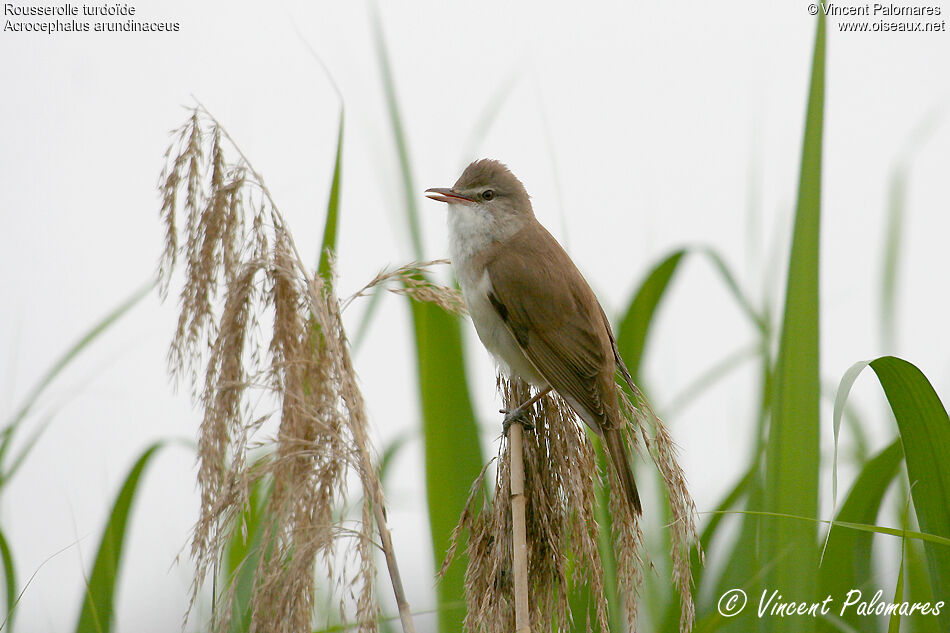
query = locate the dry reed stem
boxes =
[158,105,427,633]
[508,421,530,633]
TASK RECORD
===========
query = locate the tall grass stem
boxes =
[509,421,530,633]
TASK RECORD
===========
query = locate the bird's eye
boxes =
[482,189,495,200]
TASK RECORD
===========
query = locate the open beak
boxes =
[425,187,475,205]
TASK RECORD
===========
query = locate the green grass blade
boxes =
[616,249,686,382]
[905,538,939,633]
[762,14,825,633]
[879,112,942,353]
[1,282,153,472]
[880,167,906,354]
[869,356,950,631]
[817,439,902,633]
[694,246,767,334]
[352,287,385,351]
[75,442,165,633]
[663,343,760,417]
[828,522,950,546]
[594,440,622,633]
[567,441,620,633]
[717,510,950,547]
[888,553,904,633]
[318,111,345,282]
[226,477,271,633]
[409,301,483,633]
[2,412,55,487]
[369,7,483,630]
[370,2,423,259]
[0,526,16,632]
[889,494,913,633]
[565,564,596,633]
[378,431,412,484]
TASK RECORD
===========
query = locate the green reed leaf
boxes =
[75,442,165,633]
[761,14,825,633]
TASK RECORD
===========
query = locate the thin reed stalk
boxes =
[508,421,530,633]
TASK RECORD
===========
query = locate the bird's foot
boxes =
[500,406,534,436]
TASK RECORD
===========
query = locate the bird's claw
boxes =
[500,407,534,435]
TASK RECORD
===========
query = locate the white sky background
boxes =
[1,1,949,631]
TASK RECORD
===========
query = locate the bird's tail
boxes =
[603,426,642,515]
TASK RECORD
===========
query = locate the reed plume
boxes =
[158,105,462,633]
[444,375,699,633]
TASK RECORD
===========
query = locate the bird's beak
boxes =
[425,187,475,205]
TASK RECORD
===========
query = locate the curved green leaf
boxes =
[870,356,950,631]
[0,525,15,632]
[1,282,153,485]
[827,360,872,548]
[615,246,764,388]
[615,249,686,383]
[2,412,55,493]
[75,442,165,633]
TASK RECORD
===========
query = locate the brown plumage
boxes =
[427,159,642,514]
[481,222,641,514]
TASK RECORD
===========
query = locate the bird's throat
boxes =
[448,207,547,388]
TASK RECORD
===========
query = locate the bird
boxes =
[426,158,642,514]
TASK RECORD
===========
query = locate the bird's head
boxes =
[426,159,534,237]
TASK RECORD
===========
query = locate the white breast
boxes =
[448,203,547,387]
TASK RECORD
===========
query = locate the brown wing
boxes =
[484,221,617,428]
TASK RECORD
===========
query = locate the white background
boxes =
[1,1,949,631]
